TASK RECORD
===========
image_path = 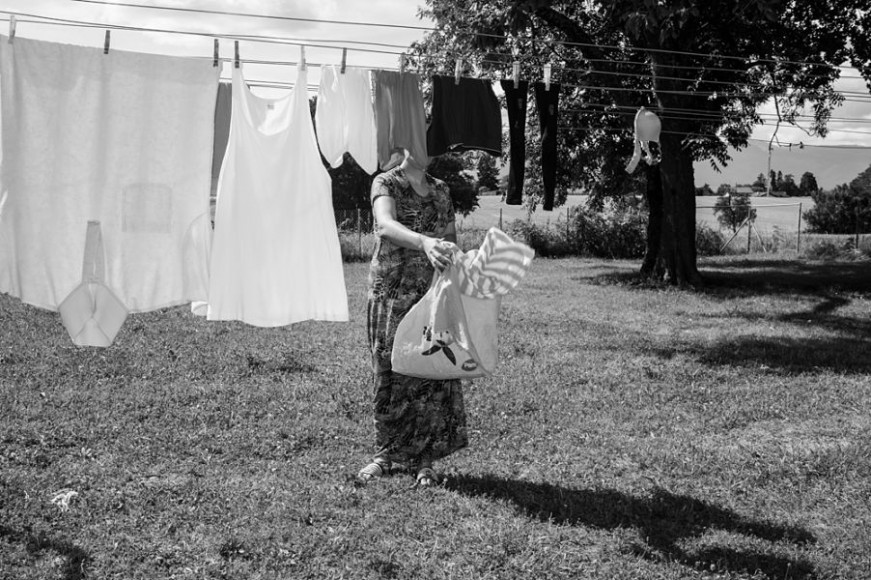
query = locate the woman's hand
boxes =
[421,236,453,272]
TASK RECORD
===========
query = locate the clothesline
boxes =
[1,10,865,82]
[68,0,865,72]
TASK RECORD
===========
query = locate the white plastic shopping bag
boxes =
[391,264,499,380]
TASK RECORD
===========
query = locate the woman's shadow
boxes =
[444,475,817,579]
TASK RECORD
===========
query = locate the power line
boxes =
[69,0,435,31]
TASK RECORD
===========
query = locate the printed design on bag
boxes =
[420,326,478,371]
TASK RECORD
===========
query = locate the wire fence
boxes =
[337,196,871,260]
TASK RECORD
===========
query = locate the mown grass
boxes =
[1,253,870,579]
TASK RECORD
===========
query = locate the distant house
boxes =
[734,185,757,196]
[769,190,789,198]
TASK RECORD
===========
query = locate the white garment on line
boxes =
[206,65,349,326]
[315,65,378,174]
[0,36,218,344]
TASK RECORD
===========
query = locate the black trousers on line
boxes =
[500,80,528,206]
[500,81,560,209]
[534,82,560,211]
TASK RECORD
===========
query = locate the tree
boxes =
[716,183,734,197]
[476,153,500,192]
[799,171,819,195]
[695,183,714,196]
[714,188,756,233]
[781,174,799,197]
[752,173,767,191]
[427,153,480,216]
[410,0,871,286]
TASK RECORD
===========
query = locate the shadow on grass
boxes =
[445,477,817,579]
[587,258,871,298]
[651,334,871,375]
[0,525,89,580]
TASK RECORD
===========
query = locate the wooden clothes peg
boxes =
[454,59,462,85]
[213,39,219,67]
[8,15,16,43]
[300,45,306,71]
[543,63,552,91]
[399,54,406,74]
[103,30,111,54]
[512,61,520,89]
[234,40,240,69]
[340,47,347,74]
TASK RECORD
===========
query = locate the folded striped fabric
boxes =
[449,228,534,299]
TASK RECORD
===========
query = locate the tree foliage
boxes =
[409,0,871,285]
[427,153,480,216]
[476,153,500,192]
[804,163,871,234]
[799,171,819,196]
[714,189,756,233]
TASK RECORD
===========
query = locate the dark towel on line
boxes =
[427,75,502,157]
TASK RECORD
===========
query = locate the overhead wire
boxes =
[70,0,865,73]
[2,7,869,141]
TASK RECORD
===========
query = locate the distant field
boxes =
[458,195,815,233]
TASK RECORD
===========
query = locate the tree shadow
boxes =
[0,525,89,580]
[699,258,871,299]
[586,258,871,299]
[444,476,817,579]
[646,334,871,375]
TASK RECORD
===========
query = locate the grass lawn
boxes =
[1,255,870,579]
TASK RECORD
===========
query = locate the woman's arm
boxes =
[372,196,453,271]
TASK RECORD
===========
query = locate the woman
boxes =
[357,150,468,487]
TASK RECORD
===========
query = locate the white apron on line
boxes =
[0,36,219,346]
[205,65,349,326]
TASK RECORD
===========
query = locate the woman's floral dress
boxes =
[367,166,468,466]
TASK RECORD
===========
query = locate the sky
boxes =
[1,0,869,188]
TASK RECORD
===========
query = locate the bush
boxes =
[695,222,724,256]
[804,185,871,234]
[504,220,576,258]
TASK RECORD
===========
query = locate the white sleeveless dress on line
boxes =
[206,65,349,326]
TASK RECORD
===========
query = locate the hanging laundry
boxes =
[427,76,502,157]
[0,36,219,346]
[500,80,529,206]
[206,64,349,326]
[625,106,662,173]
[315,65,377,174]
[212,81,232,196]
[373,70,428,170]
[534,82,560,211]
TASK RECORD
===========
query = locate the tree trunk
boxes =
[641,164,664,278]
[655,132,703,287]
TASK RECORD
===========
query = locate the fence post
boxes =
[566,206,571,241]
[747,216,752,253]
[499,208,503,231]
[357,208,362,257]
[797,202,802,254]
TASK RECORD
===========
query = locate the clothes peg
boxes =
[300,45,306,71]
[543,63,552,91]
[213,39,219,67]
[454,59,462,85]
[340,47,347,74]
[8,15,15,44]
[103,30,111,54]
[234,40,239,69]
[512,61,520,89]
[399,54,406,73]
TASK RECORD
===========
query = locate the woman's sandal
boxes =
[356,459,390,484]
[415,467,439,488]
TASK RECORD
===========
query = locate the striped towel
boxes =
[449,228,534,299]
